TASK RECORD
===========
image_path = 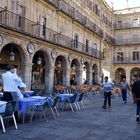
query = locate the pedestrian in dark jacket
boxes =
[132,75,140,122]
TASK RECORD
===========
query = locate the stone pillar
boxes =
[45,64,55,92]
[76,65,82,85]
[126,68,130,85]
[87,67,93,85]
[21,62,32,89]
[63,65,70,86]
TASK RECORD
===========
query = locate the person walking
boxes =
[132,75,140,122]
[102,76,114,109]
[2,65,22,121]
[120,78,130,104]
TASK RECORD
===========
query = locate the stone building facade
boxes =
[0,0,139,91]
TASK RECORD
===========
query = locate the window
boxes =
[18,5,25,28]
[133,51,139,61]
[117,52,123,61]
[74,34,78,48]
[132,19,138,27]
[117,21,122,28]
[86,39,89,52]
[42,17,47,36]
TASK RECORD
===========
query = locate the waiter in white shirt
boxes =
[2,65,21,121]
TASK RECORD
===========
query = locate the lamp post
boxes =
[37,52,42,65]
[9,46,15,61]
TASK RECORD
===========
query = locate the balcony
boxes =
[73,11,87,26]
[0,7,102,59]
[46,0,105,40]
[47,0,58,8]
[115,22,140,30]
[105,33,115,44]
[58,0,74,17]
[115,38,140,45]
[114,57,140,64]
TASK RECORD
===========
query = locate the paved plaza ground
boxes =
[0,94,140,140]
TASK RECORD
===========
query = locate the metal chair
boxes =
[76,93,85,110]
[0,101,18,133]
[65,94,78,112]
[30,98,48,122]
[48,96,60,118]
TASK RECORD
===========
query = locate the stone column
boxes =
[76,65,83,85]
[63,64,70,86]
[45,64,55,92]
[88,69,92,85]
[126,68,130,85]
[20,62,32,89]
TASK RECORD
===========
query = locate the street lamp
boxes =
[9,46,15,61]
[37,52,42,65]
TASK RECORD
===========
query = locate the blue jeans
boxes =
[122,89,127,102]
[136,100,140,116]
[104,91,111,107]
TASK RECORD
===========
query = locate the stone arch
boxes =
[130,67,140,81]
[0,43,26,75]
[70,58,80,85]
[31,49,50,90]
[54,55,67,85]
[92,64,98,84]
[82,61,90,85]
[115,68,126,84]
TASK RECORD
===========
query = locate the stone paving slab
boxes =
[0,94,140,140]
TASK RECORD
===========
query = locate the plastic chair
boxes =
[0,101,18,133]
[30,98,48,122]
[65,94,78,112]
[48,96,60,118]
[76,93,85,110]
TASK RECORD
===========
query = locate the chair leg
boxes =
[50,107,56,119]
[81,101,85,108]
[74,103,79,111]
[0,116,6,133]
[54,107,59,117]
[76,102,81,110]
[69,103,74,112]
[41,107,47,121]
[12,114,18,129]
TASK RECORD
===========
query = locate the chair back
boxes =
[32,89,41,96]
[52,96,59,107]
[77,93,84,102]
[69,94,77,103]
[3,101,17,117]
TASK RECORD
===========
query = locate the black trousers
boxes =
[3,92,18,121]
[104,91,111,107]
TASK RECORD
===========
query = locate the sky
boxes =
[105,0,140,10]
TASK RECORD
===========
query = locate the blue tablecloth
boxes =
[23,91,34,96]
[58,94,73,101]
[18,97,45,113]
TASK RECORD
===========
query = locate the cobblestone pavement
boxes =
[0,94,140,140]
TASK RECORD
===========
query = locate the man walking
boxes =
[120,78,130,103]
[132,75,140,122]
[102,76,114,109]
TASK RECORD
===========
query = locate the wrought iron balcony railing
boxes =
[105,33,115,44]
[0,7,103,59]
[114,57,140,64]
[58,0,74,17]
[47,0,58,8]
[115,22,140,30]
[47,0,105,39]
[115,38,140,45]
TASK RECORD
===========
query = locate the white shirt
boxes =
[2,71,21,92]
